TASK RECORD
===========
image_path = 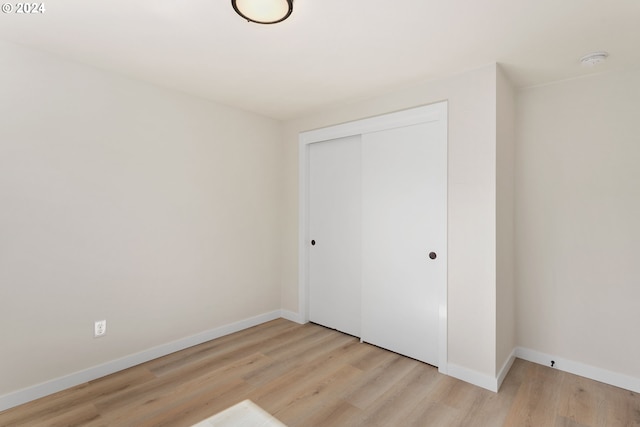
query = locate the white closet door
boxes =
[308,136,362,337]
[361,122,446,366]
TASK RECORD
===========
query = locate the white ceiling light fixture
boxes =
[232,0,294,24]
[580,51,609,67]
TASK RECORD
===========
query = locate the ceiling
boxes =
[1,0,639,120]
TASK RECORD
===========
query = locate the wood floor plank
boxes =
[0,366,155,426]
[248,339,363,414]
[472,358,527,425]
[502,361,566,427]
[90,353,271,425]
[600,385,640,426]
[1,320,638,427]
[554,415,591,427]
[296,399,363,427]
[28,403,100,427]
[341,351,414,409]
[356,362,440,426]
[132,379,253,427]
[557,372,603,426]
[145,318,297,376]
[403,400,464,427]
[149,320,305,378]
[430,373,486,410]
[271,364,363,426]
[244,327,355,387]
[348,341,398,371]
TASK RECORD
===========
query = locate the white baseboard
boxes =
[497,349,516,390]
[0,310,284,412]
[13,318,636,412]
[446,363,500,392]
[447,346,640,395]
[515,347,640,393]
[280,309,304,324]
[446,348,516,393]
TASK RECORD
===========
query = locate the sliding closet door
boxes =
[361,122,446,366]
[308,135,362,337]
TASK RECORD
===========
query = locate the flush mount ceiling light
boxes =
[232,0,294,24]
[580,51,609,67]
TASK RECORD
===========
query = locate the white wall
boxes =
[281,65,501,380]
[496,67,516,374]
[3,33,637,407]
[0,41,283,397]
[516,68,640,379]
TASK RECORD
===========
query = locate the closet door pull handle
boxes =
[429,252,437,259]
[311,240,316,246]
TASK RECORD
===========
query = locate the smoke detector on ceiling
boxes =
[580,52,609,67]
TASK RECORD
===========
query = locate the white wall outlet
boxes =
[94,320,107,338]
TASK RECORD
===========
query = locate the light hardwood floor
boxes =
[1,319,638,426]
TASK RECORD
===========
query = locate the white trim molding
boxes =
[515,347,640,393]
[497,349,517,391]
[447,363,500,393]
[0,310,285,412]
[443,348,516,393]
[280,309,305,324]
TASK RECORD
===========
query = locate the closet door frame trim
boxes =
[298,101,448,374]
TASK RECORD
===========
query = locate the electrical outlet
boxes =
[94,320,107,338]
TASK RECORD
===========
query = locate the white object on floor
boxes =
[191,400,287,427]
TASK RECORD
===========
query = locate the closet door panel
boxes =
[308,136,362,337]
[361,122,446,366]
